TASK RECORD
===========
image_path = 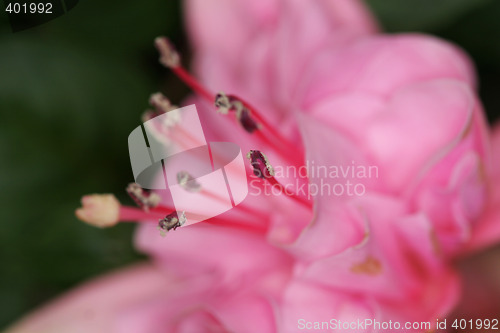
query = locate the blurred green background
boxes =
[1,0,500,329]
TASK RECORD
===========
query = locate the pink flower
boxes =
[7,0,500,332]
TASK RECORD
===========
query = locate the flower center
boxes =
[76,36,314,234]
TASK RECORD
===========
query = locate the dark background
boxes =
[0,0,499,329]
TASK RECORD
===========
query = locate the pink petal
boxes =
[310,80,477,195]
[275,112,376,258]
[113,274,277,333]
[270,0,377,107]
[186,0,378,130]
[185,0,280,63]
[210,294,277,333]
[297,193,460,319]
[299,194,413,300]
[281,279,375,333]
[413,152,487,254]
[186,0,377,66]
[134,223,293,295]
[4,264,176,333]
[366,80,475,192]
[299,34,475,106]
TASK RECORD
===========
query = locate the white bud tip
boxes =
[75,194,120,228]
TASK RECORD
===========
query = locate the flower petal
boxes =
[186,0,378,129]
[299,34,475,107]
[281,279,375,333]
[298,193,460,320]
[279,112,375,258]
[4,264,175,333]
[134,223,293,295]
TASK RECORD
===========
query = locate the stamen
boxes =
[149,92,180,115]
[176,170,268,219]
[246,150,311,209]
[143,93,206,153]
[154,37,180,68]
[141,93,184,148]
[75,194,120,228]
[157,211,186,237]
[126,183,161,211]
[155,37,304,165]
[215,93,303,167]
[143,93,182,127]
[76,193,268,234]
[215,92,260,133]
[177,171,202,192]
[155,36,214,102]
[214,92,231,114]
[247,150,275,179]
